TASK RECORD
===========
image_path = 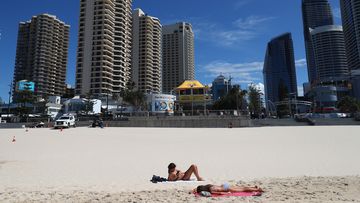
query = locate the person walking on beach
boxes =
[168,163,204,181]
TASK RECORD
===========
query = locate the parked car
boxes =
[54,114,76,129]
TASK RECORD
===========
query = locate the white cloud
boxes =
[193,15,276,47]
[202,60,263,84]
[252,82,265,94]
[234,0,251,9]
[201,58,308,90]
[233,16,276,30]
[295,58,307,68]
[215,30,256,46]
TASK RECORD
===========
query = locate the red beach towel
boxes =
[194,191,262,197]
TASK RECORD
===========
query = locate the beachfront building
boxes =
[307,86,339,112]
[302,0,334,85]
[162,22,195,94]
[131,9,162,94]
[310,25,349,82]
[211,74,232,101]
[175,80,211,115]
[75,0,132,96]
[340,0,360,73]
[308,25,350,110]
[12,14,69,99]
[340,0,360,99]
[263,33,298,111]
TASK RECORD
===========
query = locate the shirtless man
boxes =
[167,163,204,181]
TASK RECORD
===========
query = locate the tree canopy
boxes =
[212,86,247,111]
[248,84,263,117]
[337,96,360,113]
[121,81,146,110]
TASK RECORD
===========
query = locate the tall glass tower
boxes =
[263,33,298,108]
[302,0,334,84]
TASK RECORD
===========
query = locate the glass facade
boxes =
[263,33,298,108]
[340,0,360,72]
[302,0,334,84]
[211,75,232,101]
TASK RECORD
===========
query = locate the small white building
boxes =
[63,96,102,115]
[46,96,62,119]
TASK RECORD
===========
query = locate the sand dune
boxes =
[0,126,360,202]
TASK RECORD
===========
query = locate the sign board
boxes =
[16,81,35,92]
[147,94,176,113]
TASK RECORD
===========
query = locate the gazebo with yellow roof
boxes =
[175,80,211,112]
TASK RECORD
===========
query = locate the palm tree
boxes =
[248,84,263,118]
[122,81,146,111]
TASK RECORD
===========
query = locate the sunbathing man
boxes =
[194,183,263,195]
[167,163,204,181]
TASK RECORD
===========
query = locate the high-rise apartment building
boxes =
[12,14,69,98]
[131,9,162,94]
[263,33,298,107]
[75,0,132,96]
[162,22,195,94]
[340,0,360,73]
[302,0,334,84]
[340,0,360,100]
[310,25,349,82]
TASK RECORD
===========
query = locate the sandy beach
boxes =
[1,126,360,202]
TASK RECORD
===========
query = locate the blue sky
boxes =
[0,0,342,102]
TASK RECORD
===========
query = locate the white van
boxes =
[54,114,76,129]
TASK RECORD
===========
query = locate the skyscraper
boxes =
[162,22,195,94]
[131,9,162,94]
[310,25,349,82]
[263,33,298,107]
[75,0,132,96]
[340,0,360,73]
[12,14,69,98]
[340,0,360,100]
[302,0,334,84]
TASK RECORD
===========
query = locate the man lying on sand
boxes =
[167,163,204,181]
[194,183,263,195]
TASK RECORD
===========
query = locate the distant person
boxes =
[194,183,263,195]
[99,119,104,128]
[168,163,204,181]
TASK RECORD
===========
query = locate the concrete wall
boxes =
[0,117,358,129]
[102,117,251,128]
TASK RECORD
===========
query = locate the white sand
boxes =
[0,126,360,202]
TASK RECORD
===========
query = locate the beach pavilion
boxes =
[175,80,212,115]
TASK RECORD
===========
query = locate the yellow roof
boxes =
[176,80,206,89]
